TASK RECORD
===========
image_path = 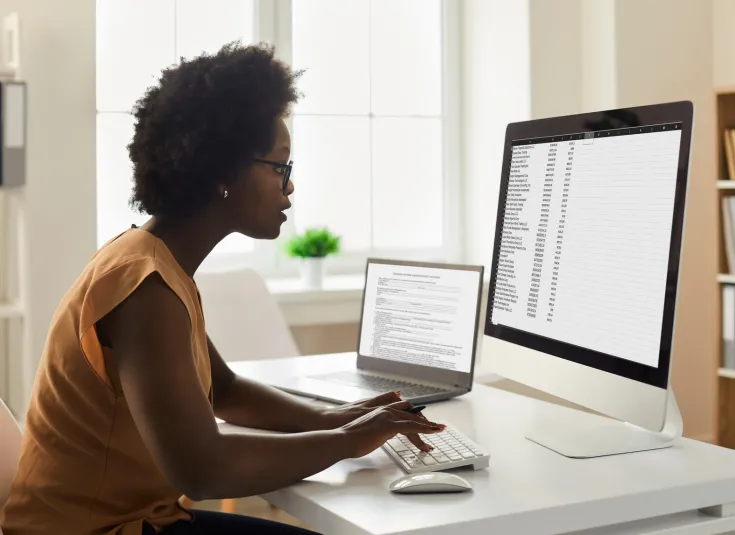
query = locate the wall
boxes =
[0,0,97,415]
[528,0,583,119]
[714,0,735,88]
[580,0,616,112]
[613,0,717,442]
[461,0,530,268]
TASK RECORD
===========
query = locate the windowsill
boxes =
[266,274,366,327]
[266,274,366,303]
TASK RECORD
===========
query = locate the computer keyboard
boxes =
[382,424,490,473]
[311,371,450,399]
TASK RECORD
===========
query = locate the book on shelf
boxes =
[722,196,735,273]
[726,128,735,180]
[724,285,735,370]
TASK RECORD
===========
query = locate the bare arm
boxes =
[99,274,440,501]
[208,336,333,432]
[209,338,433,449]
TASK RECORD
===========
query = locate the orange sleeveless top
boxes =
[0,228,212,535]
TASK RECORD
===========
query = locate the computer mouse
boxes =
[389,472,472,494]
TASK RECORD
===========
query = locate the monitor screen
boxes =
[491,123,682,368]
[359,261,482,373]
[486,103,692,389]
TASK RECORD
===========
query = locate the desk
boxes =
[226,353,735,535]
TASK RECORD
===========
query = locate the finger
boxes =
[386,404,442,427]
[363,390,402,408]
[393,420,444,436]
[385,400,413,412]
[406,432,433,453]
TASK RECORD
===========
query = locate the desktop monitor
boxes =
[483,101,693,457]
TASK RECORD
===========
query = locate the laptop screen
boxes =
[358,261,482,374]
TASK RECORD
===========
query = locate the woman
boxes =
[0,43,443,535]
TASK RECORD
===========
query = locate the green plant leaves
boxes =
[284,227,341,258]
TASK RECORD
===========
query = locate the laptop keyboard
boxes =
[310,371,450,399]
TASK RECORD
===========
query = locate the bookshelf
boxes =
[719,367,735,380]
[716,88,735,448]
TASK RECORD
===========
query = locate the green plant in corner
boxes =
[284,227,341,259]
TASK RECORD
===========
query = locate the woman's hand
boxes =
[320,392,439,453]
[320,391,402,425]
[338,401,445,459]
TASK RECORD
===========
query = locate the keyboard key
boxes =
[432,453,450,463]
[382,423,489,474]
[388,439,408,452]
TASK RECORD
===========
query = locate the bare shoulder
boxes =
[97,271,191,352]
[93,271,220,496]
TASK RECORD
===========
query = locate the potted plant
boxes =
[284,227,341,289]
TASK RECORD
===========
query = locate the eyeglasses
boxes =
[252,158,293,195]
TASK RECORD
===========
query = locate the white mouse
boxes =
[389,472,472,494]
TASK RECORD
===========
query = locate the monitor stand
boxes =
[525,390,683,459]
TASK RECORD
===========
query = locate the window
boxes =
[95,0,256,261]
[96,0,459,275]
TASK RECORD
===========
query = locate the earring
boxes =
[223,189,229,199]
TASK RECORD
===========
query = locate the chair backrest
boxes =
[194,269,300,361]
[0,397,21,509]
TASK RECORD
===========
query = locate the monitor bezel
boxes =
[484,101,693,389]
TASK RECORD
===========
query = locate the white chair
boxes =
[193,269,299,514]
[0,397,22,530]
[194,269,299,362]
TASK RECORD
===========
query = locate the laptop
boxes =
[267,258,485,404]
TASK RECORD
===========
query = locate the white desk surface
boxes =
[225,353,735,535]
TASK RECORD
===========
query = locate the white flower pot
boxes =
[301,257,324,289]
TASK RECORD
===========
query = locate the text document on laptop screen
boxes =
[359,263,480,373]
[490,123,683,368]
